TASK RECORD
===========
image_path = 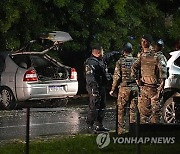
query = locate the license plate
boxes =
[48,85,64,92]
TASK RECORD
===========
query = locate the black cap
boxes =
[91,43,103,50]
[142,34,153,44]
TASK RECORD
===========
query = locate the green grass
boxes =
[0,133,180,154]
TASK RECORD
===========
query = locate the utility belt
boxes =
[120,81,136,87]
[143,82,158,88]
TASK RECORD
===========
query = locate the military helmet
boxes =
[157,39,164,48]
[123,42,133,52]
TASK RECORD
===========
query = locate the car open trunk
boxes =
[11,54,70,81]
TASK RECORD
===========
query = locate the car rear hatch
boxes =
[11,53,78,100]
[11,31,78,100]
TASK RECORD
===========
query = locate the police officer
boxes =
[109,42,138,135]
[85,43,110,133]
[131,34,167,124]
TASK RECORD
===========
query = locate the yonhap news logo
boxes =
[96,133,111,149]
[112,136,175,144]
[96,133,175,148]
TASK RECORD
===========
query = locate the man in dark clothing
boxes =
[85,44,110,133]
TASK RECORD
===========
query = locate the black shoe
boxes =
[87,125,96,134]
[95,126,110,132]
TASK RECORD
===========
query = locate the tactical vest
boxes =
[85,56,108,86]
[120,56,136,83]
[140,52,158,84]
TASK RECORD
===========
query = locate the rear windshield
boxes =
[174,56,180,67]
[12,54,68,80]
[30,55,56,68]
[12,54,31,68]
[0,55,5,72]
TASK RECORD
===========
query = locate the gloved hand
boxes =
[109,90,117,97]
[106,72,112,81]
[112,51,120,55]
[111,51,122,57]
[157,79,165,93]
[109,90,114,96]
[157,86,163,93]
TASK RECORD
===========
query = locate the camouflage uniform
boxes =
[155,51,167,65]
[131,50,167,123]
[111,54,138,134]
[85,55,109,128]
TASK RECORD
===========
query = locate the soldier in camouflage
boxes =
[109,42,138,135]
[154,39,167,65]
[85,43,110,133]
[152,39,167,101]
[131,34,167,124]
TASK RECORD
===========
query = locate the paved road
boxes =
[0,98,117,141]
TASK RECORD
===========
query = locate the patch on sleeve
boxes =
[85,65,93,75]
[160,59,166,66]
[115,66,119,71]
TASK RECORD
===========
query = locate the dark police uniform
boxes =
[85,54,109,131]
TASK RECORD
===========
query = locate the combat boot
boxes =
[87,124,96,134]
[117,126,126,135]
[95,124,110,132]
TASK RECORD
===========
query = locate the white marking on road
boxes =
[0,121,70,129]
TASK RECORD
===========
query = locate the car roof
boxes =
[0,51,11,58]
[169,50,180,56]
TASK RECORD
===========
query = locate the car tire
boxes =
[162,94,177,124]
[0,87,16,110]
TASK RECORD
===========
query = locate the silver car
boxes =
[162,50,180,123]
[0,31,78,109]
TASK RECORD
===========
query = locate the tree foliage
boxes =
[0,0,179,54]
[0,0,179,93]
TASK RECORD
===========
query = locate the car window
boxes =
[30,55,54,68]
[0,55,5,72]
[174,56,180,67]
[12,55,31,68]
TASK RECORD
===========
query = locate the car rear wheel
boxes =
[162,94,176,124]
[0,87,16,110]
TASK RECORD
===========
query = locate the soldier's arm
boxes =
[157,54,167,80]
[131,57,141,80]
[103,51,120,64]
[111,60,121,92]
[157,55,167,91]
[85,62,99,92]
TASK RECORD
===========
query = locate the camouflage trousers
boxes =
[117,85,138,134]
[138,85,161,124]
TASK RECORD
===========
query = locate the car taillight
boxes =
[23,70,38,81]
[70,68,77,80]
